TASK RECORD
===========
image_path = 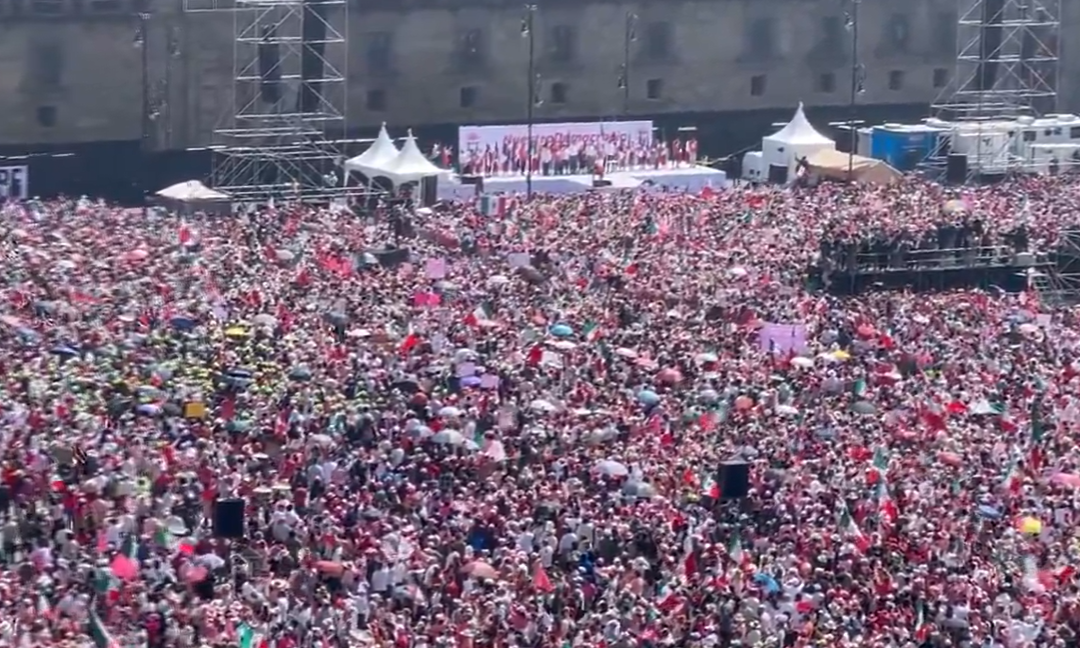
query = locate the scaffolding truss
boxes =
[920,0,1060,179]
[184,0,363,202]
[934,0,1060,119]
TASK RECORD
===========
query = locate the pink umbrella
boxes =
[1051,473,1080,488]
[655,368,683,384]
[463,560,499,580]
[937,451,963,467]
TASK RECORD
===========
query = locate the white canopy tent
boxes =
[344,123,400,177]
[761,102,835,180]
[155,180,230,202]
[379,130,444,185]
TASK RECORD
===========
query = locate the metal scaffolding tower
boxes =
[921,0,1060,178]
[932,0,1059,119]
[185,0,358,201]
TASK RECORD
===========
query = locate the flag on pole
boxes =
[839,505,871,552]
[1000,452,1021,494]
[877,482,898,528]
[88,607,120,648]
[699,472,720,500]
[727,530,745,566]
[464,302,494,327]
[582,321,601,343]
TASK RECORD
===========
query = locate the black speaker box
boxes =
[212,498,245,539]
[718,461,750,499]
[946,153,968,184]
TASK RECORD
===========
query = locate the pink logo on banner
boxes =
[425,258,447,279]
[412,292,441,307]
[758,323,807,354]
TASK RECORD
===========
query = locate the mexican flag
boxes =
[700,472,720,500]
[877,482,898,528]
[914,601,933,642]
[464,302,494,327]
[727,530,748,569]
[238,624,268,648]
[1000,454,1021,494]
[582,321,602,343]
[88,607,119,648]
[839,506,871,552]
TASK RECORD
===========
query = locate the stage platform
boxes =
[816,246,1052,295]
[436,165,728,199]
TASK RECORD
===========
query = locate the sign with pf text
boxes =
[0,166,29,200]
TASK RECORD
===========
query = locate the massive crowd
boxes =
[3,174,1080,648]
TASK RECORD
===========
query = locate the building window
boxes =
[750,74,767,96]
[459,86,477,109]
[644,22,671,61]
[817,72,836,93]
[888,13,911,52]
[550,81,568,104]
[747,18,776,59]
[32,43,64,88]
[1070,126,1080,139]
[36,105,57,128]
[31,0,63,14]
[366,32,393,74]
[459,29,485,68]
[547,25,576,64]
[646,78,663,100]
[933,67,948,88]
[365,89,386,111]
[888,69,905,90]
[88,0,122,11]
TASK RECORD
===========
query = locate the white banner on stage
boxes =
[0,166,28,200]
[458,121,654,157]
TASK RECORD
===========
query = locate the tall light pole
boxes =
[618,12,637,116]
[846,0,862,176]
[522,4,538,198]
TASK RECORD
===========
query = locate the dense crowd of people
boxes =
[4,174,1080,648]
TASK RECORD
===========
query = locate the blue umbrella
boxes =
[638,389,660,406]
[976,504,1002,519]
[753,573,780,594]
[170,315,196,331]
[136,403,161,416]
[461,375,482,387]
[50,345,78,357]
[549,323,574,337]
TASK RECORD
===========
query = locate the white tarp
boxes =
[379,131,444,185]
[155,180,229,202]
[344,123,400,177]
[761,102,835,178]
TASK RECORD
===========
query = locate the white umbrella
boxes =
[253,313,278,328]
[550,340,577,351]
[487,275,510,287]
[596,459,629,477]
[531,399,559,414]
[432,430,466,446]
[439,406,463,418]
[791,356,814,368]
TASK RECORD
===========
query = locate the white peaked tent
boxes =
[155,180,230,202]
[344,123,400,177]
[379,130,444,185]
[761,102,835,178]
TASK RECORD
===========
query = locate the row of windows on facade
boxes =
[2,0,147,14]
[360,13,962,73]
[359,68,951,112]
